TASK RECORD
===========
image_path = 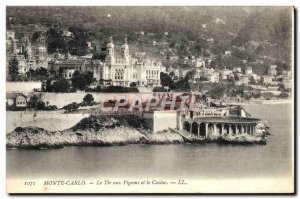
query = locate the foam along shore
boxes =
[227,99,292,106]
[6,115,269,149]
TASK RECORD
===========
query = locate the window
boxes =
[115,69,124,80]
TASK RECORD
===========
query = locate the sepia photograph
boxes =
[5,6,294,194]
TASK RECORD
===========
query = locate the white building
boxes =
[62,30,73,37]
[235,75,249,86]
[224,51,231,55]
[49,58,94,79]
[6,32,49,76]
[282,79,292,90]
[233,67,242,73]
[208,72,220,83]
[219,68,232,80]
[194,57,206,68]
[268,65,277,76]
[197,68,219,83]
[239,75,249,85]
[250,74,260,82]
[262,75,274,85]
[245,67,253,75]
[282,70,292,77]
[94,37,165,87]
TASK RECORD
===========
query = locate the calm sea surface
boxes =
[7,103,293,179]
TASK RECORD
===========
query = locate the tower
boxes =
[106,36,115,63]
[25,36,33,59]
[122,36,130,61]
[107,37,114,56]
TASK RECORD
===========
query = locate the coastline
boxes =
[227,99,292,106]
[6,115,268,149]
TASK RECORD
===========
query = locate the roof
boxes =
[185,116,260,124]
[6,93,27,99]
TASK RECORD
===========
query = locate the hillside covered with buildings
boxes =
[6,6,293,102]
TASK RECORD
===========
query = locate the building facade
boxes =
[94,37,165,87]
[49,58,94,79]
[268,65,277,76]
[6,31,48,76]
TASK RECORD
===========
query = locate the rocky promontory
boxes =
[6,115,269,149]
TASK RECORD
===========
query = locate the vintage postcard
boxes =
[6,6,294,193]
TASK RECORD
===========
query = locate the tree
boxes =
[46,27,67,54]
[37,101,46,110]
[206,84,227,99]
[92,51,106,61]
[259,76,264,84]
[31,31,41,43]
[130,82,137,87]
[68,27,89,56]
[52,79,70,92]
[101,86,139,93]
[27,94,39,110]
[160,72,174,87]
[249,76,256,85]
[184,70,196,81]
[36,67,49,77]
[278,92,289,99]
[71,71,94,91]
[63,102,80,113]
[234,73,240,81]
[8,57,19,81]
[84,71,94,85]
[25,68,49,81]
[194,38,208,56]
[252,90,261,98]
[42,79,53,92]
[262,92,275,100]
[153,87,167,92]
[71,71,86,90]
[172,79,190,91]
[83,94,94,105]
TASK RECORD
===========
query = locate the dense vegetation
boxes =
[26,93,57,110]
[7,7,293,99]
[7,7,292,71]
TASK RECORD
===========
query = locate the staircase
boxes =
[168,128,195,143]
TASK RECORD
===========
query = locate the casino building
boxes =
[94,37,166,87]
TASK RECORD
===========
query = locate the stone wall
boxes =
[37,92,185,108]
[6,82,42,94]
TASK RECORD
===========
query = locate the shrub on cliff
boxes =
[42,78,71,93]
[71,115,149,132]
[27,93,58,111]
[83,94,94,105]
[63,102,80,113]
[153,87,167,92]
[101,86,139,93]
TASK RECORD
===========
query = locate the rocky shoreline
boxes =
[6,115,269,149]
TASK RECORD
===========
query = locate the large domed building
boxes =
[94,36,166,87]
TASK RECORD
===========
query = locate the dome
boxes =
[107,42,114,48]
[106,37,114,48]
[122,43,129,49]
[122,37,129,49]
[26,45,32,55]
